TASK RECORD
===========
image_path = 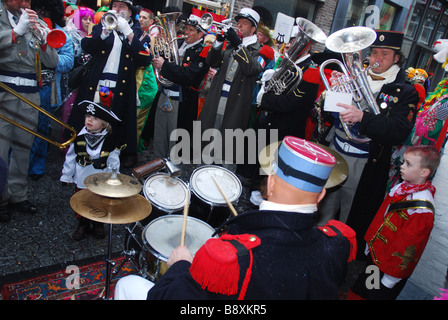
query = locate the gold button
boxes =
[122,80,126,83]
[125,67,128,70]
[102,51,105,54]
[89,87,93,91]
[126,54,130,58]
[120,92,123,96]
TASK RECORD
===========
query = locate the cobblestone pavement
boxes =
[0,139,255,285]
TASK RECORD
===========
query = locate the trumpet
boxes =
[0,82,77,149]
[199,13,238,32]
[319,26,379,144]
[29,20,67,49]
[101,11,118,31]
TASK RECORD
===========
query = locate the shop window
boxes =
[253,0,317,28]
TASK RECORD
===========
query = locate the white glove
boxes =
[13,9,31,36]
[256,86,265,105]
[117,16,133,37]
[256,69,275,104]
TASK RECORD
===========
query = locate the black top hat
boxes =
[371,30,404,51]
[78,100,121,125]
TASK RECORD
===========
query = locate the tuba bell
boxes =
[265,18,327,95]
[148,12,185,87]
[319,26,379,144]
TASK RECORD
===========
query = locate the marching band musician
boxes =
[151,14,209,160]
[115,136,356,300]
[0,0,59,222]
[66,0,152,168]
[319,31,420,258]
[198,8,273,169]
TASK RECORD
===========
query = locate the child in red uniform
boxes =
[348,145,441,300]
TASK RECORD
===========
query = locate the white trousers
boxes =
[114,275,154,300]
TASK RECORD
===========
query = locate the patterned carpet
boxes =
[1,256,139,300]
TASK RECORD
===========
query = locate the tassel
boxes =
[190,234,261,296]
[190,238,240,295]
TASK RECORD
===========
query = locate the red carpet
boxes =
[1,256,139,300]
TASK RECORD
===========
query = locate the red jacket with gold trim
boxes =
[364,183,435,278]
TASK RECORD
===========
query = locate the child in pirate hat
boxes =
[61,87,126,241]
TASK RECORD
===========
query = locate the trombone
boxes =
[0,81,77,149]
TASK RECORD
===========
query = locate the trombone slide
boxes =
[0,81,77,149]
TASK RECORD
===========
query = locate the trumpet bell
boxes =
[47,29,66,49]
[325,26,376,53]
[199,12,213,30]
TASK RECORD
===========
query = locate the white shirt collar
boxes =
[259,200,317,214]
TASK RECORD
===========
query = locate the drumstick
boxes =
[180,190,190,246]
[212,175,238,216]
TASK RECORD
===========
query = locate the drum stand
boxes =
[104,223,114,300]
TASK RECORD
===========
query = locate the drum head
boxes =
[190,165,242,206]
[143,215,216,261]
[143,173,188,212]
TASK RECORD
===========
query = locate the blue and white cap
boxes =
[273,136,336,193]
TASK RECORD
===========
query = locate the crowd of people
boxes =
[0,0,447,301]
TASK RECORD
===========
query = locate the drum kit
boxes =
[70,145,348,299]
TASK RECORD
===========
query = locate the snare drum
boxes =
[143,172,189,221]
[189,165,242,227]
[142,215,216,281]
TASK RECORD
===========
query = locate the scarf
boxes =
[82,127,108,150]
[391,180,436,203]
[368,64,400,94]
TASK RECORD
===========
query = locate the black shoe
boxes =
[9,200,37,215]
[0,206,11,222]
[72,223,89,241]
[92,222,105,239]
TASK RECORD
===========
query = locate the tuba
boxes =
[148,12,184,87]
[265,18,327,95]
[319,26,379,144]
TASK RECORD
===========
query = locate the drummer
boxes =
[114,136,356,299]
[60,89,126,241]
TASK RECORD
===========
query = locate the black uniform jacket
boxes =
[147,210,354,300]
[160,40,209,134]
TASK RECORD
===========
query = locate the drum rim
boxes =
[141,214,216,261]
[143,172,189,213]
[189,165,242,206]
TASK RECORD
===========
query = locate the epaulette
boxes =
[190,234,261,299]
[199,45,211,58]
[318,220,357,262]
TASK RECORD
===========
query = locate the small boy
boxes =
[348,145,441,300]
[61,94,125,241]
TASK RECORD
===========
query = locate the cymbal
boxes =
[84,172,142,198]
[258,141,349,189]
[70,189,152,224]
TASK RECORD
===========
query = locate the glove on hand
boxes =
[13,9,31,36]
[117,16,133,37]
[226,27,242,48]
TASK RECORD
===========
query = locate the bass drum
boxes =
[124,215,216,282]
